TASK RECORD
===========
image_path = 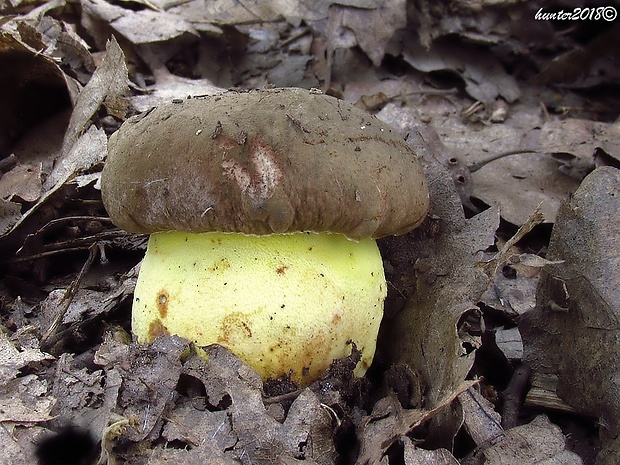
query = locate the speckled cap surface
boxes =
[102,88,429,239]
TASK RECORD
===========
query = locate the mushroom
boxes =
[101,88,429,386]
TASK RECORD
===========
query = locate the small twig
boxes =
[320,403,342,427]
[262,388,304,405]
[477,204,545,279]
[501,364,532,429]
[5,230,131,264]
[281,28,311,46]
[40,243,98,351]
[468,149,544,173]
[29,216,113,237]
[5,246,100,264]
[403,87,459,96]
[386,280,407,300]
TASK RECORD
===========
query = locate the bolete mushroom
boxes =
[101,88,429,386]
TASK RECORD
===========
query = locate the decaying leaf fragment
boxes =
[402,36,520,104]
[0,332,53,383]
[86,336,336,464]
[183,344,336,464]
[371,107,499,457]
[380,158,499,407]
[0,35,127,239]
[355,380,476,463]
[521,166,620,465]
[0,334,56,425]
[0,22,73,154]
[473,415,582,464]
[82,0,199,45]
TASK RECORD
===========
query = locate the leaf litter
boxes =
[0,1,619,464]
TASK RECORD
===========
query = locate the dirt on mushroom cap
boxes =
[101,88,429,240]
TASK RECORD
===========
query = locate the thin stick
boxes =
[40,243,98,351]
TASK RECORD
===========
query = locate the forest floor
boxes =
[1,1,619,464]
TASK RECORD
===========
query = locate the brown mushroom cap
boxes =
[102,88,429,239]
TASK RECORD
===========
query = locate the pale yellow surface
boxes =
[132,231,386,386]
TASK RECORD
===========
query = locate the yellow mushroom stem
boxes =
[132,231,386,386]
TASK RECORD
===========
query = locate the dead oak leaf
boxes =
[183,345,336,464]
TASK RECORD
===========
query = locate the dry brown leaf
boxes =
[494,327,523,361]
[403,439,459,464]
[459,388,503,448]
[540,118,620,162]
[146,399,238,464]
[117,337,188,441]
[34,14,95,76]
[46,125,108,192]
[1,36,126,239]
[0,200,21,235]
[402,36,520,104]
[467,117,618,225]
[0,374,55,424]
[0,164,42,202]
[172,0,378,25]
[472,154,579,226]
[87,337,337,464]
[478,204,544,279]
[375,104,498,428]
[82,0,198,44]
[521,166,620,465]
[146,440,238,465]
[57,35,127,162]
[380,158,498,406]
[0,333,53,384]
[162,404,235,451]
[535,23,620,88]
[327,0,406,67]
[480,271,538,317]
[355,381,476,464]
[476,415,582,464]
[49,353,109,435]
[184,345,336,464]
[0,424,47,465]
[0,24,72,154]
[407,1,553,52]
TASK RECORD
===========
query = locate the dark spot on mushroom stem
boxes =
[148,319,169,341]
[242,321,252,337]
[157,290,169,318]
[276,265,289,275]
